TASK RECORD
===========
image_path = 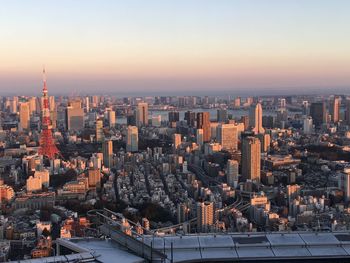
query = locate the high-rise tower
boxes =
[249,103,265,134]
[242,136,261,183]
[196,112,211,142]
[38,69,59,159]
[330,96,340,123]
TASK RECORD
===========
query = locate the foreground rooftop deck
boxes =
[140,232,350,262]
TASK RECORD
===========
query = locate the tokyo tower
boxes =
[38,69,59,159]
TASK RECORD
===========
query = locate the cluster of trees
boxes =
[51,169,77,188]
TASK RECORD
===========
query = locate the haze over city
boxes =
[3,1,350,263]
[1,0,350,95]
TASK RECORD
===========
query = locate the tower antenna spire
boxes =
[43,66,47,91]
[38,68,59,159]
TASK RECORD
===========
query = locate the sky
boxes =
[0,0,350,96]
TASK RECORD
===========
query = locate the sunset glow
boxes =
[1,0,349,94]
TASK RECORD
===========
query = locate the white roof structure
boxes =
[141,232,350,262]
[13,232,350,262]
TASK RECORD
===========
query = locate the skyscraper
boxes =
[85,96,90,113]
[107,109,116,128]
[310,102,327,128]
[10,97,17,114]
[197,112,211,142]
[102,140,113,168]
[233,97,241,108]
[136,102,148,127]
[28,97,36,116]
[66,100,84,131]
[217,124,238,151]
[249,103,265,134]
[196,128,204,146]
[242,136,261,183]
[196,201,214,233]
[278,98,286,110]
[241,116,249,131]
[168,111,180,123]
[340,168,350,202]
[49,96,57,129]
[226,159,239,187]
[184,111,196,127]
[217,109,228,123]
[19,102,30,130]
[210,122,219,140]
[88,168,101,187]
[177,203,190,224]
[173,133,181,151]
[345,99,350,126]
[95,119,104,142]
[303,116,313,134]
[330,96,340,123]
[126,126,138,152]
[302,101,309,115]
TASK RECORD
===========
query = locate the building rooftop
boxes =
[12,238,145,263]
[140,231,350,262]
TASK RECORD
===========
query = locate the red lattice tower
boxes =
[38,69,59,159]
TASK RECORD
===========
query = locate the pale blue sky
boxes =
[0,0,349,95]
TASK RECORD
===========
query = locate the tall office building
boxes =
[217,109,228,123]
[88,168,101,187]
[196,129,204,146]
[107,109,116,128]
[10,97,17,114]
[345,99,350,126]
[177,203,190,224]
[173,133,181,151]
[126,126,138,152]
[102,140,113,168]
[302,101,309,115]
[303,117,313,134]
[184,111,196,127]
[48,97,54,112]
[85,96,90,112]
[241,116,249,130]
[226,159,239,187]
[19,102,30,130]
[234,97,241,108]
[217,124,238,151]
[168,111,180,123]
[256,133,271,153]
[197,112,211,142]
[278,98,286,110]
[95,119,104,142]
[28,97,36,116]
[66,100,84,131]
[92,95,99,108]
[249,103,265,134]
[262,133,271,152]
[340,168,350,202]
[136,102,148,127]
[310,102,327,128]
[196,201,214,233]
[242,136,261,183]
[330,97,340,123]
[48,96,56,129]
[210,122,219,140]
